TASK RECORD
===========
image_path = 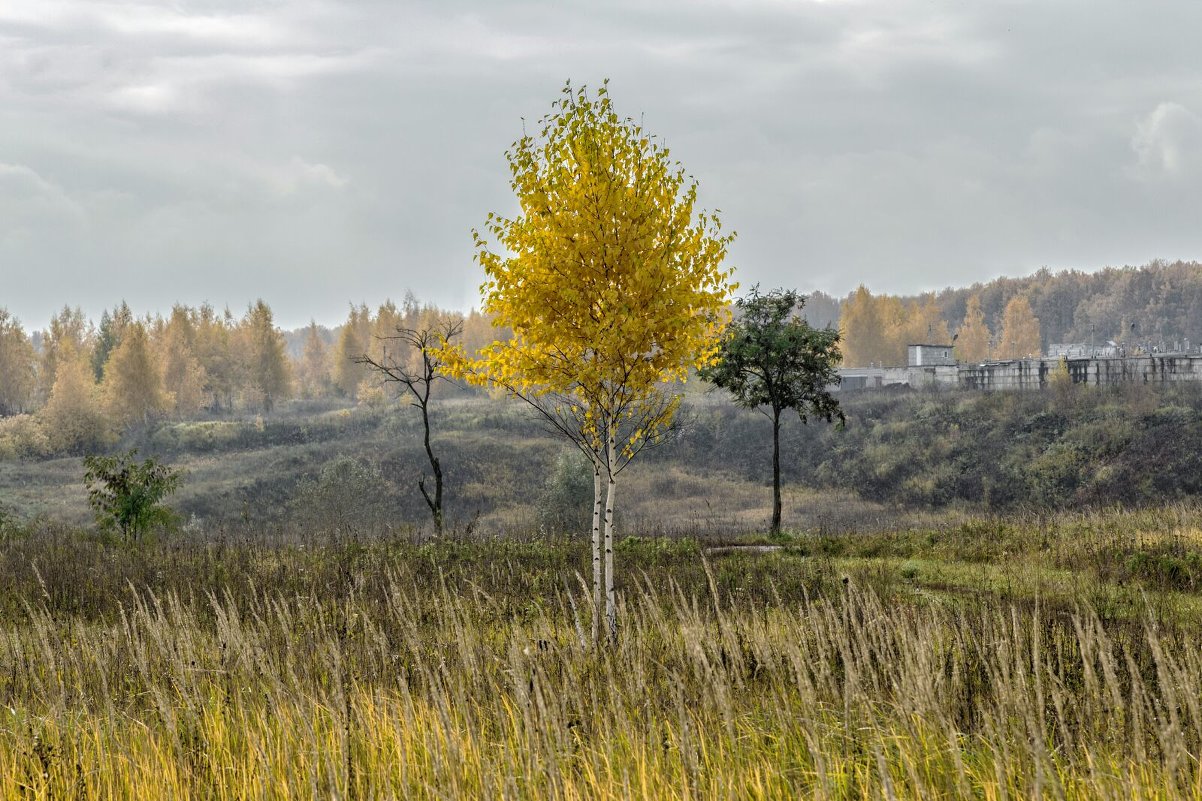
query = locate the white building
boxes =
[907,344,956,367]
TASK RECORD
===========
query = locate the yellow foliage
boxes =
[955,294,991,363]
[102,321,167,428]
[160,306,208,418]
[996,294,1042,359]
[450,81,736,455]
[899,293,951,350]
[842,288,953,368]
[355,377,388,408]
[840,286,888,367]
[39,345,110,453]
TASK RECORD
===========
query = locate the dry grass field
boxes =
[3,506,1202,798]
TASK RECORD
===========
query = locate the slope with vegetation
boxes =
[4,378,1202,540]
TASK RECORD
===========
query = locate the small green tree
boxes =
[700,287,844,533]
[83,450,182,540]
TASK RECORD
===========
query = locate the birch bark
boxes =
[591,459,603,645]
[603,433,618,642]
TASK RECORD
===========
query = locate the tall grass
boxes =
[3,519,1202,798]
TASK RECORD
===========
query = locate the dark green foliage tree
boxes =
[700,287,844,533]
[83,450,182,540]
[91,302,133,381]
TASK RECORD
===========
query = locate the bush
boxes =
[288,456,397,535]
[536,449,595,536]
[0,414,48,460]
[82,450,183,541]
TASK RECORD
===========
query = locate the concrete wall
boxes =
[840,353,1202,392]
[1048,344,1120,358]
[960,354,1202,391]
[836,368,911,390]
[906,365,960,388]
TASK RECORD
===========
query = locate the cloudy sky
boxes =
[3,0,1201,331]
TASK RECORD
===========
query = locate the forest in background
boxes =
[1,258,1201,459]
[805,259,1202,366]
[0,294,491,459]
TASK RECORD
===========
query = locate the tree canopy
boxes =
[955,294,991,363]
[700,287,843,532]
[997,295,1042,359]
[467,81,735,427]
[0,309,36,416]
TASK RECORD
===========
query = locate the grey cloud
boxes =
[1,0,1201,331]
[1130,102,1202,180]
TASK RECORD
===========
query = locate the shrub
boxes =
[0,414,48,460]
[82,449,183,540]
[536,449,594,536]
[288,456,396,535]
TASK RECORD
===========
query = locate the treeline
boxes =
[6,258,1200,452]
[0,297,488,459]
[838,288,1042,367]
[820,260,1202,367]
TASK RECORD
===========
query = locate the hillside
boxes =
[5,380,1202,538]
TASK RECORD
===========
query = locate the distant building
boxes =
[907,344,956,367]
[837,345,1202,393]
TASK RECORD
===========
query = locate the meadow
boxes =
[5,379,1202,532]
[4,505,1202,798]
[5,387,1202,797]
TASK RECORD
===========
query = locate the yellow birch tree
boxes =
[38,306,91,403]
[840,285,889,367]
[333,305,371,399]
[876,295,909,366]
[898,294,951,350]
[41,344,110,454]
[0,309,36,416]
[299,322,331,399]
[239,300,292,413]
[447,81,736,642]
[997,295,1042,359]
[160,305,208,418]
[103,320,167,430]
[955,294,992,363]
[194,304,236,412]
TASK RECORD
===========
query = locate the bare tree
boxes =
[355,317,463,533]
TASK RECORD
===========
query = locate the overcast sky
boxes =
[3,0,1201,331]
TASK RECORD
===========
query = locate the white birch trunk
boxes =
[590,458,603,646]
[603,434,618,643]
